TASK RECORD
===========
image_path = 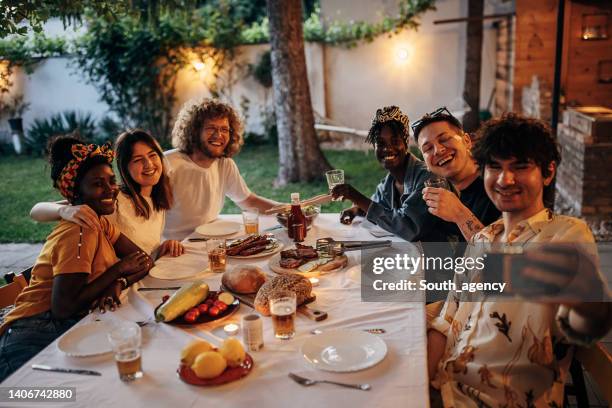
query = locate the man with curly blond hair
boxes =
[164,98,279,240]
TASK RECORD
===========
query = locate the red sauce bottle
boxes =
[288,193,307,242]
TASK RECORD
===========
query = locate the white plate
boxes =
[301,330,387,372]
[149,264,206,280]
[195,220,241,237]
[57,321,113,357]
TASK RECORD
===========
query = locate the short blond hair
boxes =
[171,97,244,157]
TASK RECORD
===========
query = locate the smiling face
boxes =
[76,164,118,215]
[418,121,471,181]
[374,125,408,171]
[127,141,162,189]
[199,116,230,158]
[483,156,555,219]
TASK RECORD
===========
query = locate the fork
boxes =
[288,372,371,391]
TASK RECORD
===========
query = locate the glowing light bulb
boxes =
[396,48,410,62]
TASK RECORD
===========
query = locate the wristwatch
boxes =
[117,277,129,290]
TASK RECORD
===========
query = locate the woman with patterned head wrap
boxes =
[330,106,446,242]
[0,136,153,382]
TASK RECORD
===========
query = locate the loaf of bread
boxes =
[222,265,267,294]
[254,274,312,316]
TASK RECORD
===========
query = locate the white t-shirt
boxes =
[163,149,251,240]
[105,191,165,255]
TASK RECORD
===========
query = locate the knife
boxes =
[137,287,181,292]
[32,364,101,376]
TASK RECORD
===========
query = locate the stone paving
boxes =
[0,243,42,277]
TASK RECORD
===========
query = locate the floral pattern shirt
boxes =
[430,209,603,408]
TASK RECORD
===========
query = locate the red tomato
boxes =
[190,308,201,318]
[205,299,214,306]
[197,303,209,314]
[184,311,197,323]
[216,302,228,312]
[208,306,220,317]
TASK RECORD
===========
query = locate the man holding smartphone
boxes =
[427,113,611,407]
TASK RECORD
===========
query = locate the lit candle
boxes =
[224,323,239,336]
[309,277,320,287]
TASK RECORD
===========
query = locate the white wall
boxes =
[2,2,509,139]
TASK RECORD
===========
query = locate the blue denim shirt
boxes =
[366,153,445,242]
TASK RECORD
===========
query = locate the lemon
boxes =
[219,337,246,368]
[191,351,227,379]
[180,340,214,366]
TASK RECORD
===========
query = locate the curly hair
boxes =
[366,106,409,145]
[473,113,561,178]
[171,97,244,157]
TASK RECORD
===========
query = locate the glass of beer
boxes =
[242,209,259,235]
[107,321,143,382]
[269,290,296,340]
[325,169,345,201]
[207,239,227,273]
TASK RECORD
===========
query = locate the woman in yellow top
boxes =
[0,136,153,382]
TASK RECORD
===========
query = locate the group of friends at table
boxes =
[0,97,610,408]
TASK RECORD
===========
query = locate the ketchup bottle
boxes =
[288,193,307,242]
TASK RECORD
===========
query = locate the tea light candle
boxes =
[309,277,320,287]
[224,323,239,336]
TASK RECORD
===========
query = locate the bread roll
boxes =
[254,274,312,316]
[222,266,267,294]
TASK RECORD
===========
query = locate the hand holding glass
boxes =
[326,169,345,201]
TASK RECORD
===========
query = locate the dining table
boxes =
[0,214,429,408]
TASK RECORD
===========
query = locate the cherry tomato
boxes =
[197,303,209,314]
[208,306,220,317]
[190,308,201,318]
[184,311,197,323]
[216,302,228,312]
[205,299,214,306]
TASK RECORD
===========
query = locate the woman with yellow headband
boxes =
[0,136,153,382]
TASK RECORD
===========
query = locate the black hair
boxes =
[473,113,561,177]
[412,114,463,143]
[48,134,111,203]
[473,113,561,208]
[366,121,408,146]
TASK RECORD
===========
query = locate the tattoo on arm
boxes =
[460,214,484,241]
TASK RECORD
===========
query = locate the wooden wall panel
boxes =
[514,0,612,117]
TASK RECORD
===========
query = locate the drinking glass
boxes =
[108,321,143,382]
[424,176,451,190]
[269,291,296,340]
[206,239,227,273]
[326,169,345,201]
[242,209,259,235]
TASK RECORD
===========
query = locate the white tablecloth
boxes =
[1,214,429,408]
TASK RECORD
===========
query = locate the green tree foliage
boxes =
[72,4,246,142]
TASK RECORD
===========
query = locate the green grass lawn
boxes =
[0,145,385,243]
